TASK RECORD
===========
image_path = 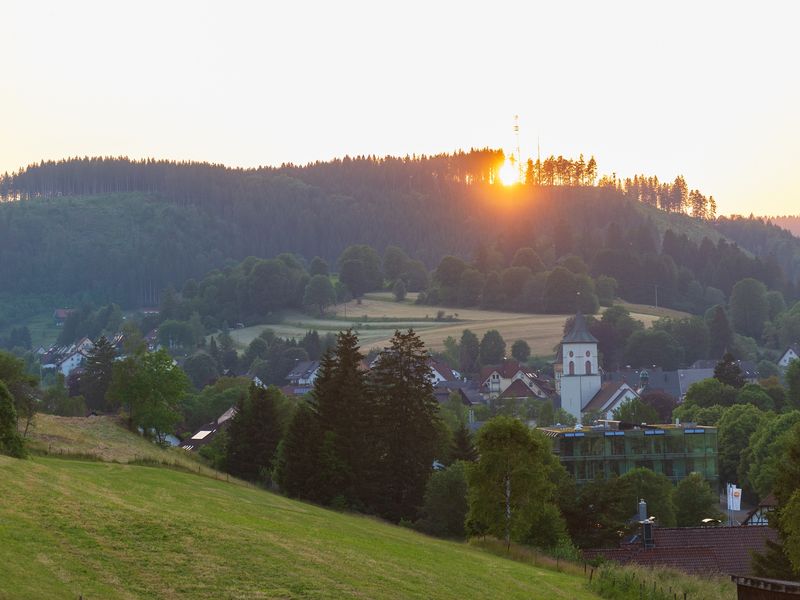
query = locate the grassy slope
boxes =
[24,414,221,477]
[230,295,687,356]
[0,456,598,599]
[1,417,599,600]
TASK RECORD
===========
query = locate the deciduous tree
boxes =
[466,417,558,547]
[0,382,25,458]
[674,473,722,526]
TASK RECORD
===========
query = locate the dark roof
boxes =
[583,526,778,576]
[286,360,320,381]
[690,359,759,379]
[434,387,472,405]
[582,381,634,413]
[562,312,598,344]
[499,379,539,400]
[180,406,236,451]
[435,381,483,405]
[603,368,682,400]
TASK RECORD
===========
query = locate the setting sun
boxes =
[498,158,519,186]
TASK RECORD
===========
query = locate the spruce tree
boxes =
[708,305,734,358]
[81,336,117,411]
[451,423,478,462]
[225,384,282,484]
[309,329,372,506]
[369,329,440,522]
[273,402,323,500]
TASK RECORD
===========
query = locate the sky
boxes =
[3,1,799,216]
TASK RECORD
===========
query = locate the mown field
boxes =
[0,416,600,599]
[230,294,688,356]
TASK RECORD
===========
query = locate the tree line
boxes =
[2,153,798,326]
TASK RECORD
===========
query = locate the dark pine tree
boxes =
[714,352,745,389]
[451,423,478,462]
[309,329,372,506]
[368,329,440,522]
[80,336,117,411]
[273,402,323,500]
[708,305,734,359]
[225,384,282,484]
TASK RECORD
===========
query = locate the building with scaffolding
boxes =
[539,421,719,487]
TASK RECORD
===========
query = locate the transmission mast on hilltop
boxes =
[513,115,522,182]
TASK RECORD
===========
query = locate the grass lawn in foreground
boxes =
[0,456,598,599]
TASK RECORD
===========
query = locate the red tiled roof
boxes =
[499,379,538,399]
[429,359,457,381]
[479,360,524,383]
[583,526,778,576]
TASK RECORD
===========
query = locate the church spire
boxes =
[562,312,598,344]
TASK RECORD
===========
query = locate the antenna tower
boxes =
[513,115,522,182]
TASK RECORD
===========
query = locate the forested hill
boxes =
[1,153,799,312]
[765,215,800,237]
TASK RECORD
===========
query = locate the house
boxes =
[689,358,759,383]
[180,405,237,451]
[427,359,461,384]
[56,349,87,377]
[286,360,321,386]
[742,493,778,526]
[480,359,554,401]
[583,522,778,576]
[603,368,682,402]
[74,337,94,354]
[144,329,160,352]
[53,308,75,326]
[779,344,800,369]
[580,381,639,420]
[434,380,483,405]
[280,384,314,398]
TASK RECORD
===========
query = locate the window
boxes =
[585,350,591,357]
[585,360,592,374]
[569,350,574,357]
[569,361,575,375]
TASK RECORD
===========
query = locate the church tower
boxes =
[559,312,601,422]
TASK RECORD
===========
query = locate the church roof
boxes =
[562,312,598,344]
[582,380,636,413]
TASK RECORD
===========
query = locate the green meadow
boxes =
[0,417,599,599]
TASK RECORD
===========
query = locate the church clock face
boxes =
[586,350,591,357]
[568,351,574,357]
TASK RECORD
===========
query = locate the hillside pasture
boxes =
[0,451,600,599]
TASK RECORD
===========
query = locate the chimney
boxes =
[639,499,655,549]
[638,499,647,522]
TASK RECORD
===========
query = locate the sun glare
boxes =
[498,159,518,186]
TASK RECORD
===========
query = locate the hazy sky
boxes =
[4,1,799,215]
